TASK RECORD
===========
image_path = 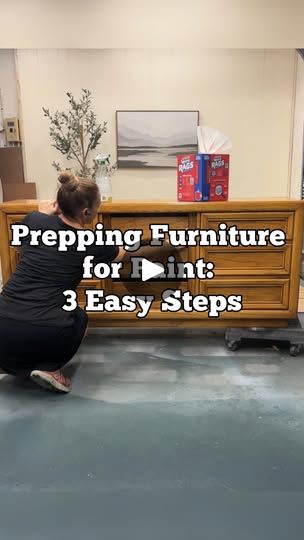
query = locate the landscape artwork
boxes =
[116,110,199,168]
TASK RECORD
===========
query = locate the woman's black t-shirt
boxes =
[0,212,119,327]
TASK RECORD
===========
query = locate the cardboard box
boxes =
[177,153,229,202]
[1,181,37,202]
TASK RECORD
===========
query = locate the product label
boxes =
[178,156,194,173]
[177,153,229,202]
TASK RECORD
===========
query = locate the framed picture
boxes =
[116,110,199,168]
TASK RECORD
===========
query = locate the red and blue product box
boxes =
[177,154,229,202]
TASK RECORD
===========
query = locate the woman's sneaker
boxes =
[30,370,71,393]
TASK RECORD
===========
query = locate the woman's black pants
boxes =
[0,307,88,375]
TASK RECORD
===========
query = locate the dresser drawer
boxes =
[119,249,190,279]
[203,278,290,310]
[76,279,101,307]
[202,245,291,276]
[101,213,192,268]
[106,213,190,239]
[109,279,188,304]
[201,212,294,240]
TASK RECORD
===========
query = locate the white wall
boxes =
[16,48,298,200]
[290,53,304,198]
[0,49,18,147]
[2,0,304,48]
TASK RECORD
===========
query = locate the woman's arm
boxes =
[113,240,183,263]
[13,202,59,254]
[38,200,59,215]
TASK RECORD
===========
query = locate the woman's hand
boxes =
[164,233,186,251]
[38,200,59,215]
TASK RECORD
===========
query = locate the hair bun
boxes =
[58,171,78,191]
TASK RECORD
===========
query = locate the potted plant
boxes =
[43,89,112,179]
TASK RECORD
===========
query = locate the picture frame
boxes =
[116,110,199,169]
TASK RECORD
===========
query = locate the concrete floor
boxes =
[1,324,304,539]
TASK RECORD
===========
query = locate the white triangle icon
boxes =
[141,258,164,282]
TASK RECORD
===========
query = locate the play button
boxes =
[141,258,164,282]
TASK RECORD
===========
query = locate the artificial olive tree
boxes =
[43,89,107,178]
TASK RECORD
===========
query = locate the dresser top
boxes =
[0,198,304,213]
[0,198,304,214]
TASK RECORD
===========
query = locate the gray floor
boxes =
[1,323,304,540]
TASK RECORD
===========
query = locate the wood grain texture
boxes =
[0,209,12,284]
[201,211,294,239]
[203,246,292,276]
[203,278,290,310]
[0,199,303,328]
[87,317,289,328]
[1,199,304,214]
[298,286,304,313]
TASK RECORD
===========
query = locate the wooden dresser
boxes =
[0,199,303,328]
